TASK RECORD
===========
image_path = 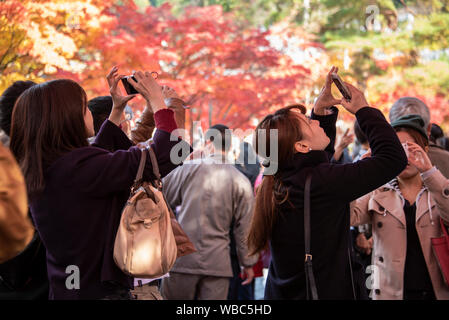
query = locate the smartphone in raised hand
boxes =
[331,73,352,101]
[121,76,139,95]
[121,72,158,95]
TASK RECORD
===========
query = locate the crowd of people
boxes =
[1,65,449,300]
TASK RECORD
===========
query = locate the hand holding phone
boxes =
[122,72,158,95]
[106,66,138,126]
[126,71,165,113]
[331,73,352,101]
[121,76,139,95]
[339,82,370,115]
[313,66,342,115]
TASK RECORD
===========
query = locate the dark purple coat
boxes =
[30,109,188,299]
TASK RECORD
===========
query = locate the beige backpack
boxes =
[113,147,178,278]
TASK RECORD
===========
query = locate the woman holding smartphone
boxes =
[247,67,408,299]
[10,70,189,299]
[351,114,449,300]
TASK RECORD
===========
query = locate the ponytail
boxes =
[247,174,290,256]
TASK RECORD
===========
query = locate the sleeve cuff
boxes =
[311,106,338,120]
[421,167,449,196]
[421,166,437,180]
[164,97,185,108]
[241,254,259,268]
[154,109,178,133]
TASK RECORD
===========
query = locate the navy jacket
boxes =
[30,109,188,299]
[264,107,408,300]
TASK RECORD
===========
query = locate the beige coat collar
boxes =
[371,180,437,226]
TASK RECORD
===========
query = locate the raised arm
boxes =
[71,114,187,197]
[131,86,187,145]
[311,107,338,158]
[406,141,449,224]
[130,106,155,145]
[93,66,146,151]
[320,82,407,202]
[71,69,191,196]
[100,67,167,147]
[311,66,343,158]
[422,168,449,224]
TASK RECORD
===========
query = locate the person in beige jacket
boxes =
[351,114,449,300]
[0,141,33,264]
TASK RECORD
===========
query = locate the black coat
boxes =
[264,106,408,300]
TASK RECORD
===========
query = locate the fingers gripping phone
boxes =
[121,76,139,95]
[121,72,158,95]
[331,73,352,101]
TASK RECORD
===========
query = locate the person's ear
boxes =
[427,123,432,138]
[295,141,311,153]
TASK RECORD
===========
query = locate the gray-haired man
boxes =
[389,97,449,178]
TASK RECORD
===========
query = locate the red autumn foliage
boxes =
[56,1,319,131]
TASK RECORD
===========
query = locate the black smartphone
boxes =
[331,73,352,101]
[121,76,138,95]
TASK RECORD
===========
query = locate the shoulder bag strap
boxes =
[304,173,319,300]
[147,146,163,189]
[133,148,147,186]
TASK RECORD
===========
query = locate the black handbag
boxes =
[304,173,318,300]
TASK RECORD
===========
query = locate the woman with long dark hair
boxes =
[9,70,188,299]
[247,67,408,299]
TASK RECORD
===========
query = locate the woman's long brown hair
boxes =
[10,79,89,199]
[247,105,305,255]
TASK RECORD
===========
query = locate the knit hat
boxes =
[390,114,428,141]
